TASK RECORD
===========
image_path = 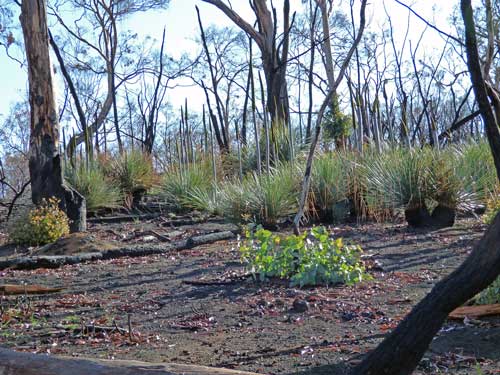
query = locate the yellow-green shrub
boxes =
[9,197,70,246]
[483,195,500,224]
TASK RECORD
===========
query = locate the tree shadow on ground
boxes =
[288,362,352,375]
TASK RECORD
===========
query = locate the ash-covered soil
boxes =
[1,217,498,374]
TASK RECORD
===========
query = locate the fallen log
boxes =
[0,252,103,270]
[0,231,236,271]
[0,284,63,295]
[87,213,162,224]
[161,216,224,227]
[449,303,500,319]
[0,347,260,375]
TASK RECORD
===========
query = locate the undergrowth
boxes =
[9,197,70,246]
[238,226,370,287]
[65,162,122,212]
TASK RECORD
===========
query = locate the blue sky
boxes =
[0,0,460,119]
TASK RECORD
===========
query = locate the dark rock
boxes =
[341,311,358,321]
[431,205,456,228]
[404,205,432,227]
[292,298,309,313]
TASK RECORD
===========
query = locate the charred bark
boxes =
[21,0,86,232]
[351,212,500,375]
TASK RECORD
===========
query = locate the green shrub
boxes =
[65,162,122,212]
[103,150,155,206]
[239,226,370,287]
[322,94,352,146]
[160,164,214,212]
[475,276,500,305]
[9,197,70,246]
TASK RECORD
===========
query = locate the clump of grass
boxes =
[455,140,497,209]
[160,163,214,212]
[362,148,432,212]
[311,152,350,222]
[103,150,156,207]
[65,162,122,212]
[218,162,300,227]
[428,148,462,209]
[483,190,500,224]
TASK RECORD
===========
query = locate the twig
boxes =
[127,313,133,341]
[73,324,128,335]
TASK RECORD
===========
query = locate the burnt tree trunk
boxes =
[351,1,500,374]
[200,0,291,126]
[21,0,86,233]
[351,214,500,375]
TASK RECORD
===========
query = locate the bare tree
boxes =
[50,0,170,156]
[200,0,294,126]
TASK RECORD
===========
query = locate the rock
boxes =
[430,205,456,228]
[35,233,119,256]
[341,311,357,321]
[292,298,309,313]
[404,206,433,228]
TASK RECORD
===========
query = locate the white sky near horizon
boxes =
[0,0,467,120]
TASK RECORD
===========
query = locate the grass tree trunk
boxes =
[21,0,86,233]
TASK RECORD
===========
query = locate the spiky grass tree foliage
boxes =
[103,150,155,208]
[361,146,484,228]
[160,163,214,212]
[311,152,350,222]
[426,148,463,227]
[218,162,301,228]
[455,140,497,208]
[216,180,250,223]
[248,164,300,227]
[343,152,373,221]
[362,148,434,227]
[65,162,122,213]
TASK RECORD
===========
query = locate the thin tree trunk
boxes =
[259,71,271,172]
[249,53,261,176]
[235,121,243,181]
[293,0,367,234]
[305,1,318,143]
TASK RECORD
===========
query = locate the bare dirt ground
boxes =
[1,216,499,375]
